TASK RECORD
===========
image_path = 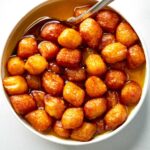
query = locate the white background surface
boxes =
[0,0,150,149]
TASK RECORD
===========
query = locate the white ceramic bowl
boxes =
[1,0,150,146]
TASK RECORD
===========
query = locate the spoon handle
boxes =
[67,0,115,24]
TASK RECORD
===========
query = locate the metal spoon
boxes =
[68,0,114,24]
[24,0,114,33]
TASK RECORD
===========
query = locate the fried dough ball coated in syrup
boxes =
[104,104,127,130]
[116,21,138,47]
[85,76,107,98]
[85,54,107,76]
[84,98,107,120]
[56,48,81,68]
[17,37,38,58]
[10,94,36,115]
[121,81,142,106]
[25,54,48,75]
[38,41,59,60]
[44,95,65,119]
[7,56,25,75]
[96,10,120,33]
[127,44,145,69]
[80,18,102,49]
[25,110,52,132]
[42,72,64,96]
[41,23,66,42]
[101,42,127,64]
[63,81,85,107]
[105,70,127,90]
[58,28,82,49]
[71,122,96,141]
[61,108,84,129]
[3,76,28,95]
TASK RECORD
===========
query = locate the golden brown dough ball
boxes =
[17,36,38,58]
[105,70,127,90]
[7,56,25,75]
[38,41,59,60]
[121,81,142,106]
[31,90,45,108]
[101,42,127,64]
[127,44,145,69]
[84,98,107,120]
[96,10,120,33]
[74,5,90,17]
[44,95,65,119]
[104,104,127,130]
[3,76,28,95]
[58,28,82,49]
[42,72,64,96]
[56,48,81,68]
[63,81,85,107]
[25,54,48,75]
[71,122,96,141]
[25,110,52,132]
[116,21,138,47]
[85,54,107,76]
[85,76,107,98]
[26,74,41,90]
[10,94,36,115]
[65,67,86,81]
[99,33,116,50]
[48,61,63,74]
[53,121,70,138]
[79,18,102,49]
[41,23,66,42]
[106,91,119,110]
[61,108,84,129]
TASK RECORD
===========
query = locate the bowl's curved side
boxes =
[0,0,149,146]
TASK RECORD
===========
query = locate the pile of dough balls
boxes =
[3,6,145,142]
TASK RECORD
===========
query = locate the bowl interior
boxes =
[1,0,149,146]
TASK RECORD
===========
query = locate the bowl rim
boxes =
[0,0,150,146]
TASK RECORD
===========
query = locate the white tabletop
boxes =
[0,0,150,149]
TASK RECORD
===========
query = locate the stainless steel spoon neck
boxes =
[67,0,115,24]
